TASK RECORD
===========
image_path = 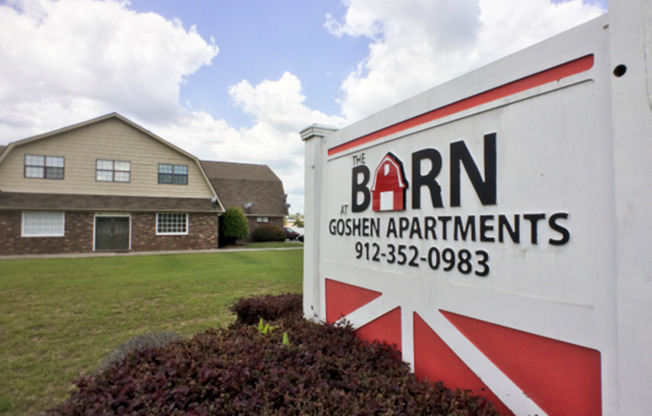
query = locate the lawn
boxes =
[0,249,303,416]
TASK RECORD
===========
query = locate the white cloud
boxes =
[0,0,218,138]
[329,0,605,122]
[156,72,343,214]
[0,0,340,213]
[229,72,343,133]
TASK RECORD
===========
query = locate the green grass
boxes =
[0,249,303,416]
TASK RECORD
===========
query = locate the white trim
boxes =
[156,213,189,235]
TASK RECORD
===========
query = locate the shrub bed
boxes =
[250,224,286,242]
[230,292,303,325]
[46,294,499,416]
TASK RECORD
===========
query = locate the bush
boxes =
[46,294,499,416]
[230,293,303,325]
[220,206,249,245]
[250,224,285,242]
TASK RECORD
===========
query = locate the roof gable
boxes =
[0,113,197,163]
[372,153,408,191]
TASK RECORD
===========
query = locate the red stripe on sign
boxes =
[355,307,402,352]
[328,54,594,156]
[325,278,382,323]
[413,313,513,416]
[441,310,602,416]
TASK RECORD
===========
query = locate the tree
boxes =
[220,206,249,245]
[293,212,304,228]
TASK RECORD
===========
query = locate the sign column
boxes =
[300,125,336,320]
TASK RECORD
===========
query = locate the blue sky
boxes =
[128,0,368,129]
[0,0,607,213]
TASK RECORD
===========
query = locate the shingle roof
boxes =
[200,161,288,217]
[0,192,218,213]
[0,145,6,157]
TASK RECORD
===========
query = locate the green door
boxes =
[95,217,130,251]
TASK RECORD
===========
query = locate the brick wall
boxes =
[246,216,284,235]
[0,211,93,255]
[0,210,218,256]
[131,213,218,252]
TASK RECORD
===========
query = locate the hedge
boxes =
[46,293,499,416]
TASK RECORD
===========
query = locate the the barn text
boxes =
[328,132,572,277]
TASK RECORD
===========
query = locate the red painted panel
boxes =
[325,278,382,323]
[328,54,594,156]
[413,313,513,416]
[441,310,602,416]
[371,153,408,212]
[355,307,402,352]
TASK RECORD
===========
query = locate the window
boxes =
[22,211,65,237]
[257,217,270,223]
[156,213,188,235]
[25,154,64,179]
[96,160,131,182]
[158,164,188,185]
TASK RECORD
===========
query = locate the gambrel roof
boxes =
[0,113,224,212]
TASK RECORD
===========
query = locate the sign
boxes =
[301,2,652,415]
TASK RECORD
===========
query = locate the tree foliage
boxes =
[221,206,249,242]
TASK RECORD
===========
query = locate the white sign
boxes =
[302,2,652,415]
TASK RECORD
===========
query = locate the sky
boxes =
[0,0,607,214]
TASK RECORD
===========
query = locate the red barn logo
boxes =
[371,152,408,212]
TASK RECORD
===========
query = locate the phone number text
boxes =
[354,242,490,277]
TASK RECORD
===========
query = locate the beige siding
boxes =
[0,118,214,198]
